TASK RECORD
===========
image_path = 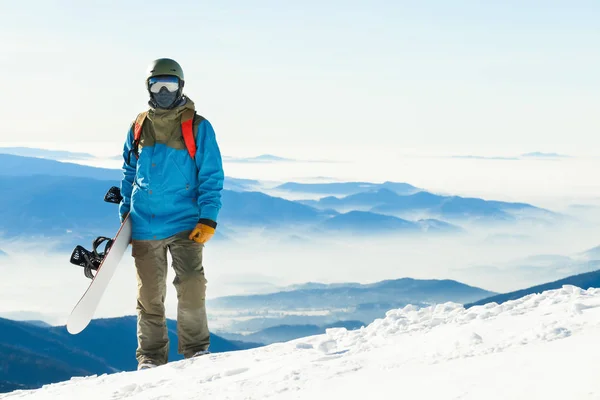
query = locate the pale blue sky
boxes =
[0,0,598,158]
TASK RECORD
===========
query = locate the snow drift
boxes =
[3,284,600,399]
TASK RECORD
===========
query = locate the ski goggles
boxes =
[148,76,180,93]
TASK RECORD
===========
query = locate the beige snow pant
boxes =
[132,230,209,365]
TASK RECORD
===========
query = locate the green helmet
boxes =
[146,58,185,83]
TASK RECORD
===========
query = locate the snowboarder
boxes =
[119,58,224,370]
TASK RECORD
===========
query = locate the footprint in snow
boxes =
[317,339,337,354]
[112,383,142,399]
[222,367,249,377]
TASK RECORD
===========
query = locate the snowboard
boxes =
[66,187,132,335]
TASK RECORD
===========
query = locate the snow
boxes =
[4,284,600,399]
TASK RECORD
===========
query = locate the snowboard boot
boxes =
[192,350,211,358]
[137,362,158,370]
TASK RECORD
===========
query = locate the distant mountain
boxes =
[283,282,364,291]
[451,155,519,161]
[224,177,261,191]
[465,269,600,308]
[521,152,570,159]
[212,278,495,333]
[219,320,365,345]
[0,153,121,181]
[208,278,495,311]
[316,210,464,236]
[1,154,259,193]
[417,218,465,233]
[0,178,321,243]
[0,155,342,241]
[321,211,420,235]
[576,245,600,261]
[459,245,600,293]
[368,192,553,223]
[0,175,121,239]
[303,190,541,223]
[0,147,95,160]
[23,320,52,328]
[253,154,292,161]
[276,181,420,196]
[219,190,334,227]
[0,316,261,393]
[482,233,532,245]
[0,154,550,243]
[0,177,333,243]
[304,188,404,210]
[320,211,420,233]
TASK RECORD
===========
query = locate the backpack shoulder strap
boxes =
[133,111,148,142]
[126,111,148,166]
[181,109,201,159]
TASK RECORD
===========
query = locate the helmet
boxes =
[146,58,184,88]
[145,58,185,108]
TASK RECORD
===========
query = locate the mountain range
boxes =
[218,190,334,227]
[0,153,564,249]
[0,147,95,161]
[301,188,557,224]
[276,181,420,196]
[465,268,600,308]
[457,245,600,293]
[218,320,365,345]
[0,316,261,393]
[210,278,495,310]
[521,152,570,158]
[0,153,121,180]
[208,277,495,332]
[317,210,464,235]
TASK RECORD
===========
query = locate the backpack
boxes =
[127,109,205,165]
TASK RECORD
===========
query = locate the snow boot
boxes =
[192,350,211,358]
[137,362,158,370]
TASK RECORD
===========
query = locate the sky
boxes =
[0,0,599,160]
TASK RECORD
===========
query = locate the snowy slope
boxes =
[4,285,600,399]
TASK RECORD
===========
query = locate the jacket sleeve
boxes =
[119,126,137,221]
[195,119,224,225]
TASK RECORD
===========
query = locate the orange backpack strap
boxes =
[134,111,148,142]
[181,109,197,159]
[126,111,148,166]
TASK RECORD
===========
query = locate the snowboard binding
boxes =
[104,185,123,204]
[70,186,122,280]
[70,236,114,279]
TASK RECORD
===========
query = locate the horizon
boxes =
[1,146,599,210]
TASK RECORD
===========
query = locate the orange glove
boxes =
[189,223,216,244]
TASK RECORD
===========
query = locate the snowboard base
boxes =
[67,186,131,335]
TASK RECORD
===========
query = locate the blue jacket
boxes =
[119,101,224,240]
